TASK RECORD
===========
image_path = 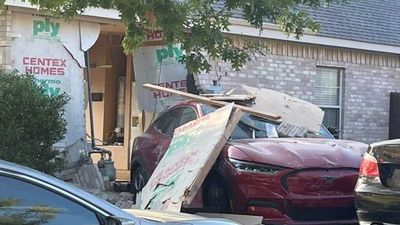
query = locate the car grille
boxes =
[281,169,359,221]
[287,206,357,221]
[282,169,359,196]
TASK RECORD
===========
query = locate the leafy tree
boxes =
[0,71,68,174]
[6,0,343,73]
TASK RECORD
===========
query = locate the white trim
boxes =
[5,2,400,54]
[315,67,343,138]
[5,1,121,22]
[6,5,121,24]
[81,7,120,21]
[318,105,340,109]
[228,18,400,55]
[339,69,344,139]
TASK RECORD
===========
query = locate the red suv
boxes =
[130,101,368,225]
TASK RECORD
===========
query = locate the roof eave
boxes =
[228,18,400,55]
[5,3,121,24]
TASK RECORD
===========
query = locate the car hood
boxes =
[228,138,368,169]
[124,209,240,224]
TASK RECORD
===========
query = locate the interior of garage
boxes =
[84,22,174,181]
[85,27,142,181]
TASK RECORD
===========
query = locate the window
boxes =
[154,108,182,136]
[0,175,102,225]
[155,107,198,136]
[315,67,343,138]
[178,107,197,126]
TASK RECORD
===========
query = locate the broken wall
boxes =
[9,11,100,162]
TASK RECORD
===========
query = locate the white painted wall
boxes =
[10,12,100,163]
[134,44,188,113]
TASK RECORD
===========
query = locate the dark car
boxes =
[355,139,400,225]
[131,101,368,225]
[0,159,240,225]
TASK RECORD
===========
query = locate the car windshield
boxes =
[201,105,334,140]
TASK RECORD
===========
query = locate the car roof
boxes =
[171,100,199,108]
[0,159,134,219]
[370,138,400,147]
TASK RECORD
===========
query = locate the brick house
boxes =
[0,0,398,177]
[197,0,400,143]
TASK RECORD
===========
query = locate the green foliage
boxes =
[0,71,68,174]
[26,0,345,73]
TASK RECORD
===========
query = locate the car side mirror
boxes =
[105,216,135,225]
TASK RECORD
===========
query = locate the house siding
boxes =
[197,39,400,143]
[0,10,12,70]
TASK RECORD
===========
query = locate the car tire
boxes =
[202,173,231,213]
[130,166,148,195]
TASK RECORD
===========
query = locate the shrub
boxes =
[0,71,69,174]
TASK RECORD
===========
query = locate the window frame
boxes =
[153,105,199,137]
[0,171,110,221]
[153,107,182,136]
[315,66,344,138]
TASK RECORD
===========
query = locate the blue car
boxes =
[0,159,240,225]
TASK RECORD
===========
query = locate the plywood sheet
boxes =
[133,45,187,112]
[242,85,324,133]
[197,213,263,225]
[139,103,242,211]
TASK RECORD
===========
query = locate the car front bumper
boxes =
[219,159,358,225]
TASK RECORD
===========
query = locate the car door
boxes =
[151,106,199,170]
[0,174,106,225]
[144,108,182,174]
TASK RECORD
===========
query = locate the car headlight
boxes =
[229,158,285,174]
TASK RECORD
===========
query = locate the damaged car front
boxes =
[200,107,368,225]
[131,102,368,225]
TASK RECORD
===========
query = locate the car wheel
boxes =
[202,173,231,213]
[130,166,148,195]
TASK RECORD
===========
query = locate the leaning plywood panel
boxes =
[242,85,324,133]
[139,103,242,211]
[197,213,263,225]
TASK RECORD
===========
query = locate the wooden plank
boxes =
[142,83,281,121]
[124,54,133,168]
[389,92,400,139]
[139,104,242,211]
[197,213,263,225]
[242,85,324,133]
[208,95,255,101]
[200,89,234,97]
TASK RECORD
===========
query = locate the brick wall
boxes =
[196,40,400,143]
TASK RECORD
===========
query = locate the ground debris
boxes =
[79,186,136,209]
